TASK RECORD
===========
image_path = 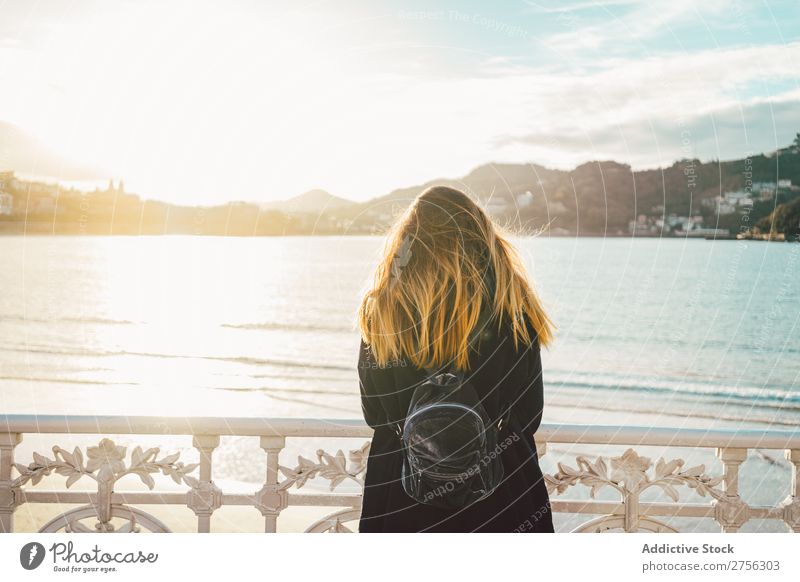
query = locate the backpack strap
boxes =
[394,362,456,440]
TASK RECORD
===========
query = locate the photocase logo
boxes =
[20,542,46,570]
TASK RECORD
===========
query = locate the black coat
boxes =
[357,315,554,533]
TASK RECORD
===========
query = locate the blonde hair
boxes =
[357,185,554,371]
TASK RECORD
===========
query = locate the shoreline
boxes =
[0,227,795,240]
[0,376,790,431]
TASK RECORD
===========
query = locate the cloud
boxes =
[479,40,800,168]
[523,0,642,15]
[493,95,800,168]
[530,0,730,54]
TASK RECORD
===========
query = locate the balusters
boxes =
[782,449,800,532]
[189,435,222,533]
[256,436,287,533]
[0,433,21,533]
[714,447,750,532]
[1,421,799,534]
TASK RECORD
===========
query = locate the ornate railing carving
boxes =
[545,448,727,532]
[0,416,798,533]
[279,442,370,491]
[13,439,199,490]
[11,438,198,533]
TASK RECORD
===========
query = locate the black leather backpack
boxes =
[396,364,510,510]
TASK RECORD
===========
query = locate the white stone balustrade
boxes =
[1,415,799,533]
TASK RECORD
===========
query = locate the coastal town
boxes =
[627,178,797,240]
[1,136,799,240]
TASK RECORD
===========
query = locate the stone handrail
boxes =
[1,415,799,533]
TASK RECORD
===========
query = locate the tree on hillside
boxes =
[756,196,800,239]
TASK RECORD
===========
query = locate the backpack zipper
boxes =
[418,468,479,479]
[404,402,484,428]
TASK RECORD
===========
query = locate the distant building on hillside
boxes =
[29,195,55,215]
[749,180,794,201]
[0,171,13,190]
[629,214,657,235]
[668,214,729,237]
[656,214,695,232]
[723,190,754,206]
[106,179,125,195]
[0,171,14,215]
[515,191,533,207]
[0,190,13,215]
[485,197,509,217]
[702,192,749,215]
[752,182,775,200]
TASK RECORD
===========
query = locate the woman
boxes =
[356,185,555,533]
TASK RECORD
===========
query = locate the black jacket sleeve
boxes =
[358,339,386,430]
[510,328,545,436]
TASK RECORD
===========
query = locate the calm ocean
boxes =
[1,235,798,428]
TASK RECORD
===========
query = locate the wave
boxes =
[4,343,797,421]
[545,393,800,428]
[215,355,352,371]
[0,315,135,325]
[247,371,351,382]
[547,374,800,409]
[219,385,355,396]
[564,332,800,355]
[1,316,355,333]
[0,343,354,371]
[0,375,138,386]
[255,392,357,413]
[222,321,352,333]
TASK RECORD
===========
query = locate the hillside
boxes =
[3,136,800,236]
[756,197,800,239]
[348,142,800,236]
[263,189,356,214]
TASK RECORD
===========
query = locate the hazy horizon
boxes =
[7,135,798,207]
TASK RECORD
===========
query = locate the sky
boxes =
[0,0,799,204]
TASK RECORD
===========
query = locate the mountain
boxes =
[365,163,551,207]
[263,189,357,214]
[353,146,800,235]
